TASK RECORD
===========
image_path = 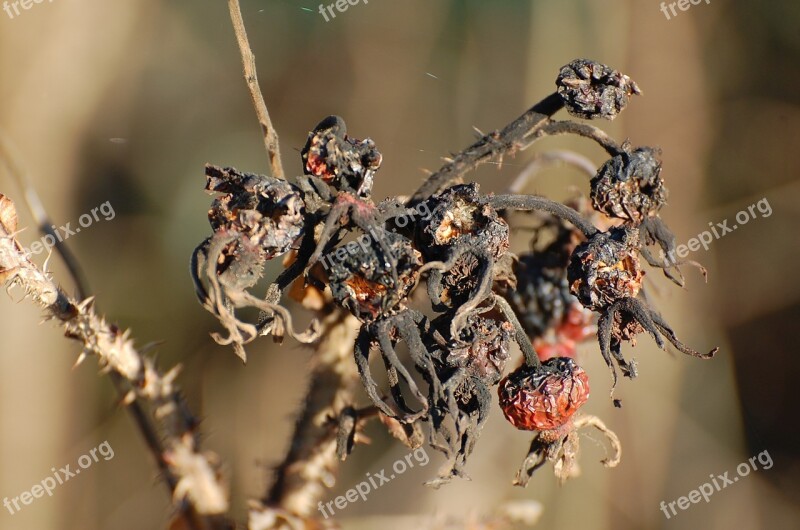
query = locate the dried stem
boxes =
[410,92,564,202]
[528,120,624,155]
[0,194,233,530]
[250,309,361,526]
[488,194,599,237]
[227,0,285,180]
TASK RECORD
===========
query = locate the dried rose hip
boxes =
[205,164,305,261]
[556,59,641,120]
[567,227,644,312]
[327,231,421,322]
[498,357,590,431]
[301,115,382,196]
[416,183,509,261]
[436,313,514,385]
[416,184,510,309]
[590,147,667,223]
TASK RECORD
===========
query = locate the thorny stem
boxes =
[259,309,362,517]
[0,195,232,530]
[0,135,215,525]
[409,93,565,202]
[227,0,286,180]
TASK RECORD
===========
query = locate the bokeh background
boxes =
[1,1,798,529]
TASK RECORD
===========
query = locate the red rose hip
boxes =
[498,357,590,431]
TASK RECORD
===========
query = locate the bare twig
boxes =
[488,194,599,237]
[409,93,565,202]
[527,120,623,155]
[227,0,286,179]
[249,308,361,527]
[0,194,233,530]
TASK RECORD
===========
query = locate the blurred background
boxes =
[1,0,798,528]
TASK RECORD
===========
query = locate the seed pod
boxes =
[498,357,590,431]
[567,227,644,312]
[590,147,667,223]
[301,115,382,196]
[327,231,421,322]
[556,59,641,120]
[205,164,305,261]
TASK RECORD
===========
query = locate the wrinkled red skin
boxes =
[498,359,590,431]
[305,150,333,181]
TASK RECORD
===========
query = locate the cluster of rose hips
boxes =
[191,59,716,486]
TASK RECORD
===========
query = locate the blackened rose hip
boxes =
[567,227,644,312]
[556,59,641,120]
[590,147,667,223]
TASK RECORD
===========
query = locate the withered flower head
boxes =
[327,231,421,322]
[301,115,382,197]
[416,183,509,261]
[205,164,305,279]
[556,59,641,120]
[567,227,644,312]
[590,147,667,223]
[498,357,590,432]
[437,313,514,385]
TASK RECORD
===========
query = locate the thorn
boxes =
[77,296,95,311]
[72,351,88,369]
[42,252,53,274]
[122,390,137,406]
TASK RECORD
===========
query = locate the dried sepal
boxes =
[514,414,621,486]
